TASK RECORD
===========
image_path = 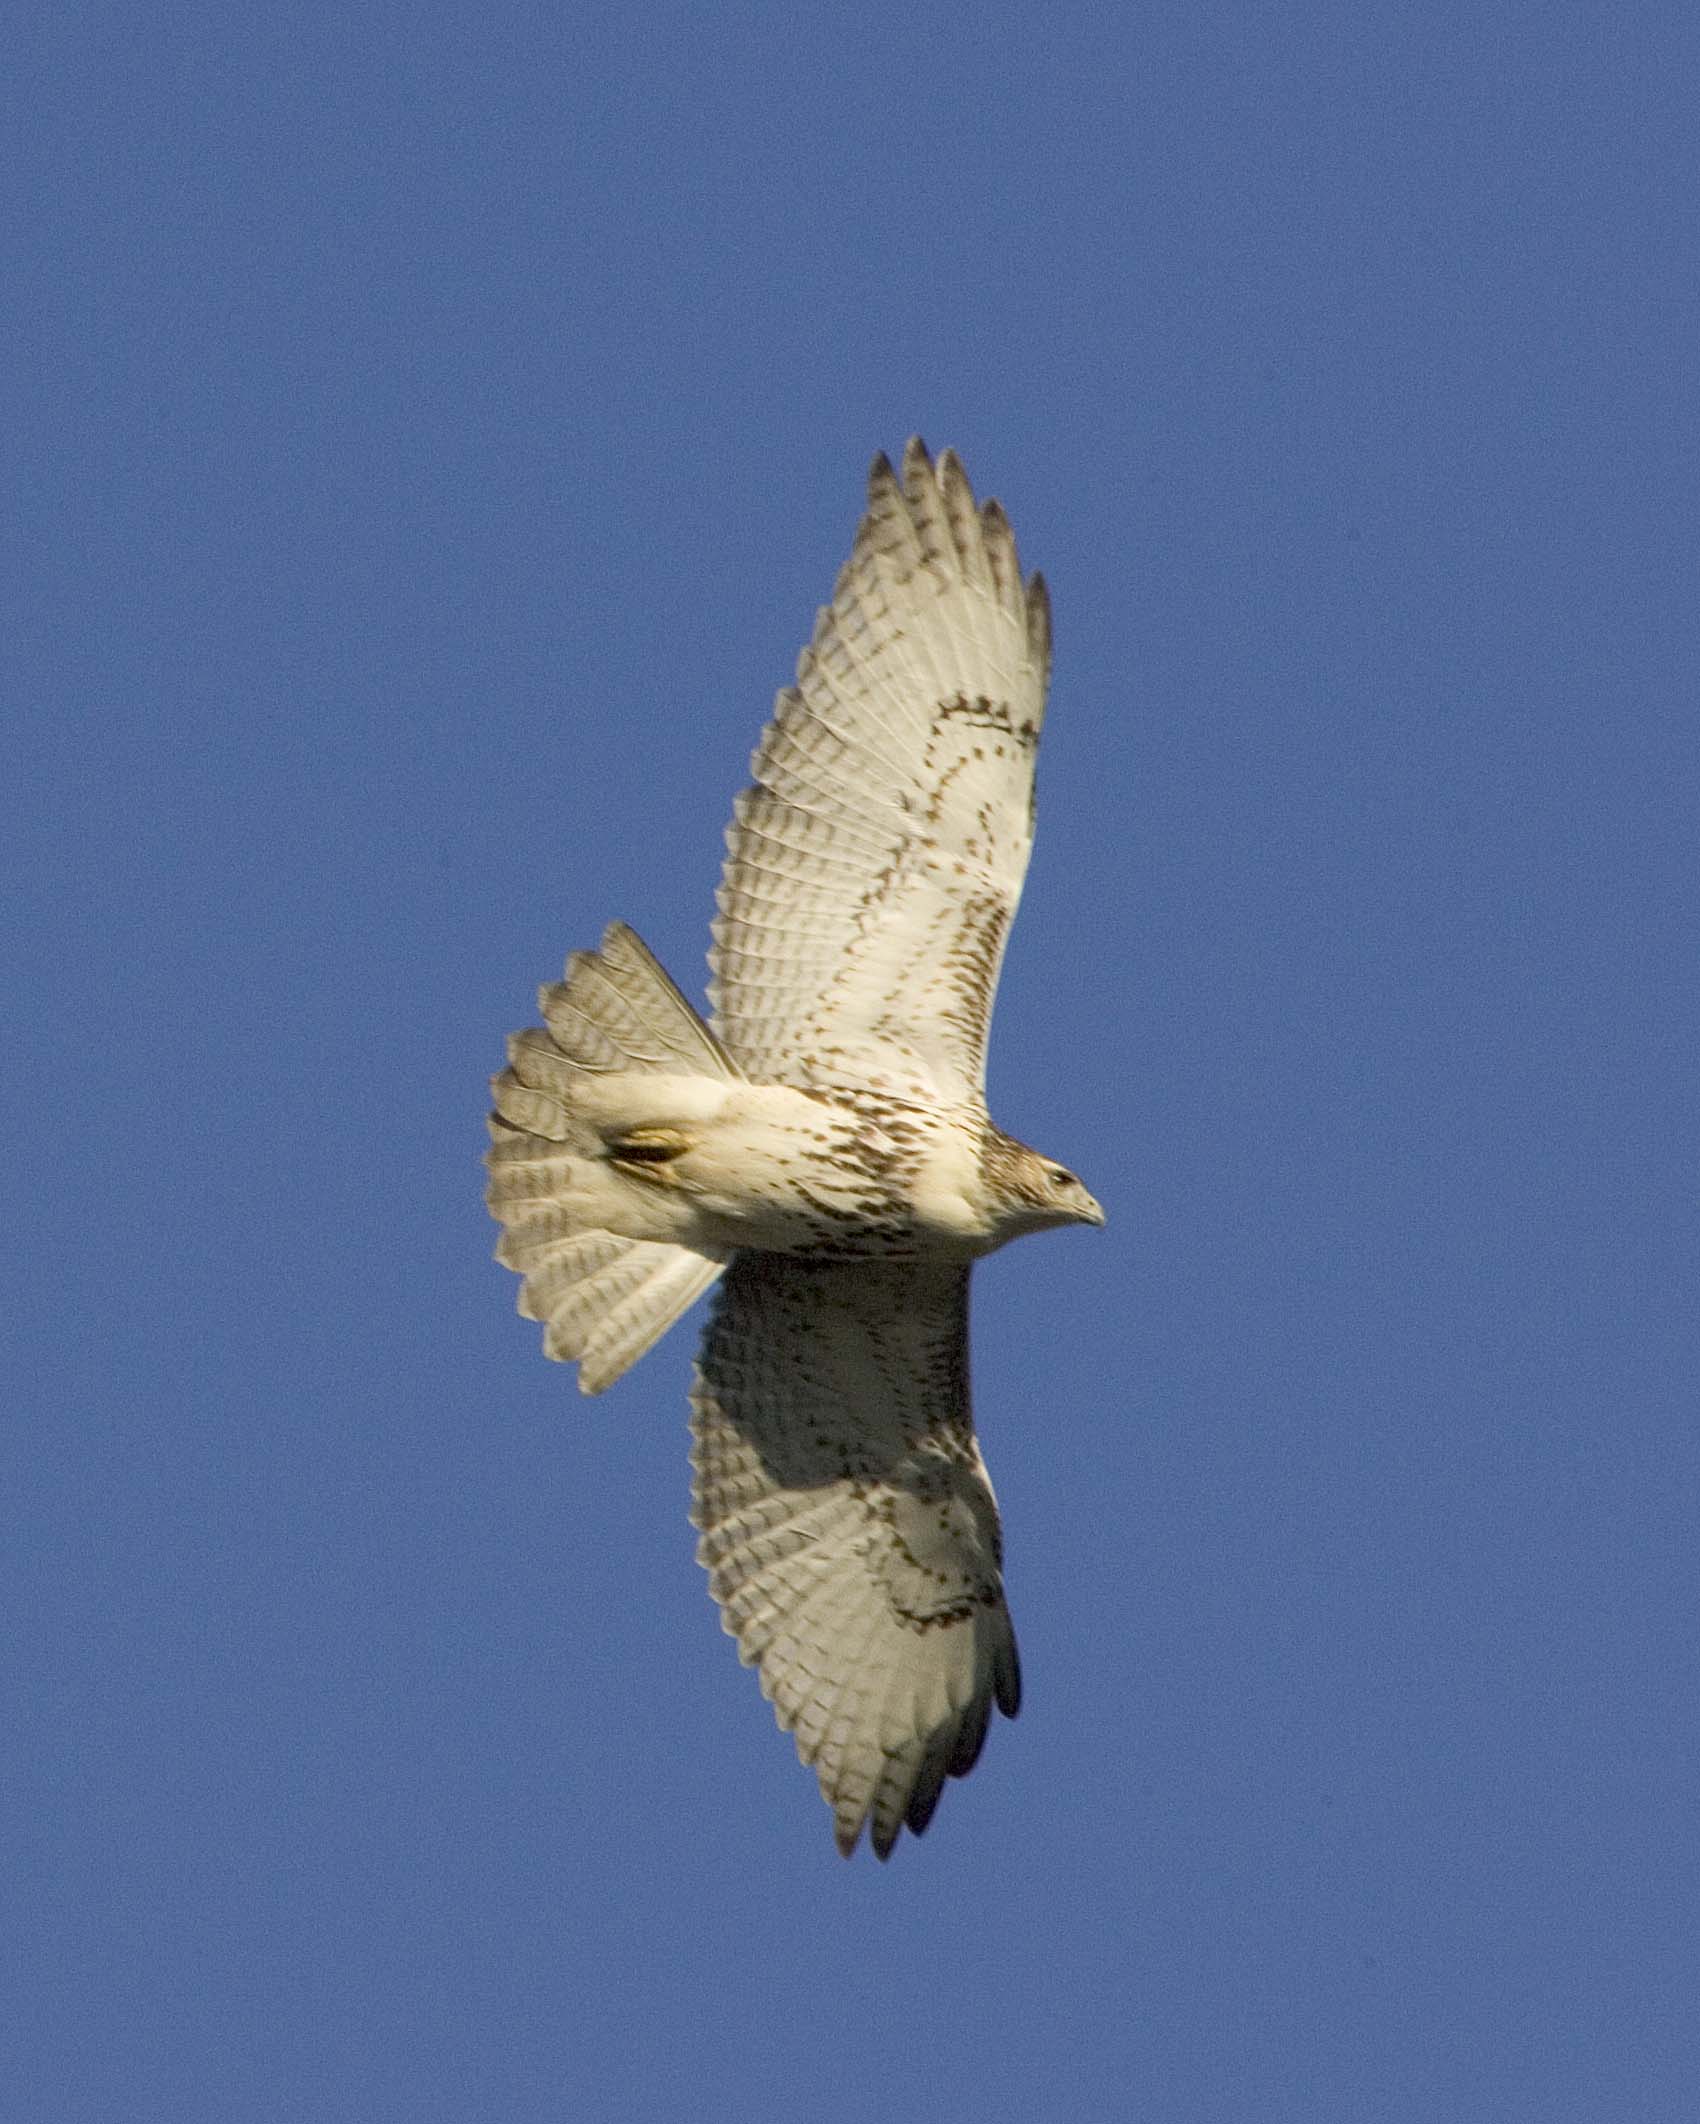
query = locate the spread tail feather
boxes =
[487,923,736,1390]
[501,1224,728,1393]
[536,920,741,1081]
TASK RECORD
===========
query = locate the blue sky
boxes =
[6,5,1697,2118]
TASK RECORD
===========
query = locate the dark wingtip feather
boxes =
[904,1730,957,1840]
[1025,572,1052,674]
[997,1631,1022,1720]
[948,1688,994,1779]
[936,443,973,496]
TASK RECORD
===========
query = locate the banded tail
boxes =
[487,923,737,1393]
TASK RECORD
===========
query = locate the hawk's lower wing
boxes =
[690,1255,1020,1859]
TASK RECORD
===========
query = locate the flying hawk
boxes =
[488,440,1103,1857]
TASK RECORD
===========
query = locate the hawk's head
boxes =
[978,1127,1106,1249]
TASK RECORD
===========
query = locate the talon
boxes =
[610,1127,692,1182]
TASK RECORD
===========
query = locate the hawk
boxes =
[488,440,1103,1857]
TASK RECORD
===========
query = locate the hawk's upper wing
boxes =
[709,439,1051,1106]
[690,1254,1020,1859]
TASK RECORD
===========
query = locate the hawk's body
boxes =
[489,441,1102,1857]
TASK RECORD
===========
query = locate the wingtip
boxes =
[1026,571,1052,668]
[996,1633,1023,1720]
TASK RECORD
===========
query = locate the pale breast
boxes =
[674,1084,995,1258]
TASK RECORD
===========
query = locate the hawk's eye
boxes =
[1047,1166,1076,1191]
